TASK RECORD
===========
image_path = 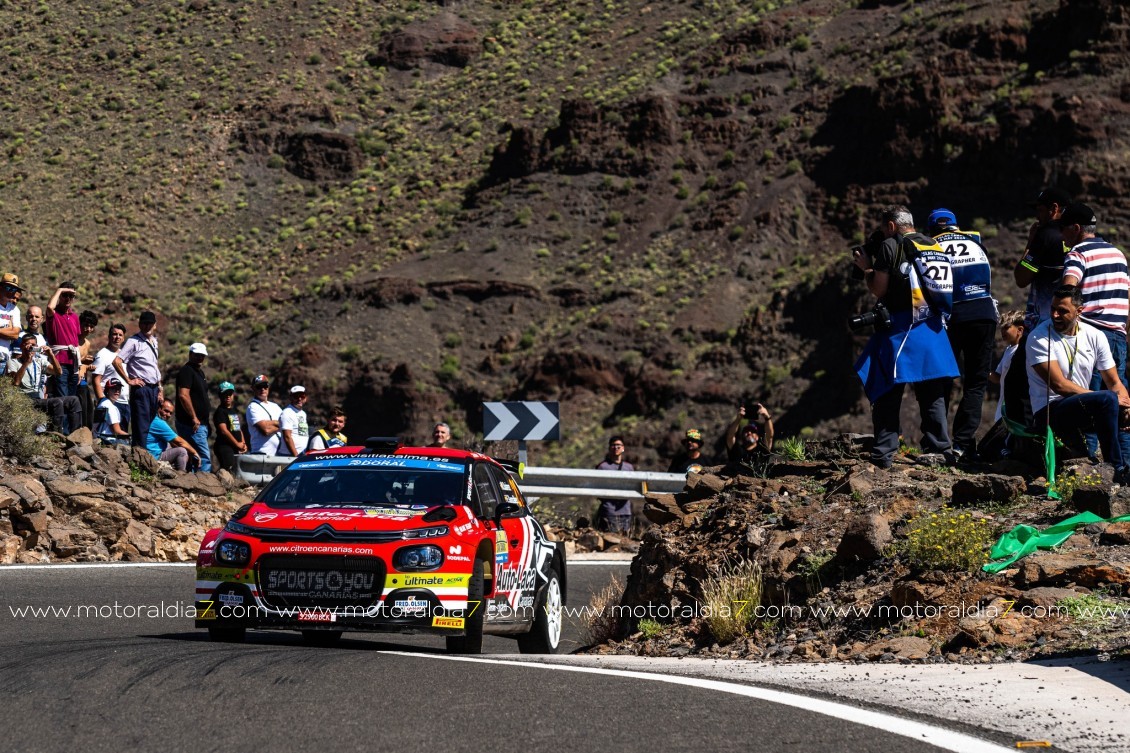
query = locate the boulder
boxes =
[65,427,93,447]
[79,501,134,541]
[643,493,682,525]
[1,476,48,505]
[950,474,1025,505]
[1099,522,1130,546]
[835,511,891,563]
[1015,553,1130,588]
[11,509,49,534]
[162,473,227,497]
[0,535,23,564]
[684,472,727,500]
[50,524,103,558]
[130,447,162,476]
[1018,586,1087,611]
[1068,465,1130,518]
[45,479,108,499]
[121,520,155,556]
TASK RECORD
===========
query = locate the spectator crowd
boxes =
[1,276,363,477]
[5,186,1127,491]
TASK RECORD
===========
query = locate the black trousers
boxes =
[871,378,952,467]
[32,396,82,434]
[947,319,996,452]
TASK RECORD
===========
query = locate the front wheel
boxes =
[517,568,563,654]
[446,559,486,654]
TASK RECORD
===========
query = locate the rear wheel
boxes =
[517,567,563,654]
[446,559,486,654]
[207,626,246,643]
[301,629,343,647]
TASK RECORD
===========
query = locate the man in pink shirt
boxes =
[44,281,81,422]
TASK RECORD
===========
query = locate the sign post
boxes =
[483,401,560,467]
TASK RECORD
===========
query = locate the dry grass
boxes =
[579,574,624,646]
[701,559,763,645]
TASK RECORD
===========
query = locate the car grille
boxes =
[257,555,385,609]
[249,525,418,543]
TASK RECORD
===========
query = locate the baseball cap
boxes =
[685,428,703,444]
[103,377,122,390]
[218,381,235,395]
[1059,202,1097,227]
[139,311,157,324]
[290,385,307,395]
[252,374,270,387]
[1034,187,1070,208]
[189,342,208,356]
[927,208,957,230]
[1,273,25,291]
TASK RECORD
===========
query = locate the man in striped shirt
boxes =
[1060,202,1130,462]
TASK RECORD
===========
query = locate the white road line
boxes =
[566,560,632,565]
[0,562,196,571]
[383,652,1014,753]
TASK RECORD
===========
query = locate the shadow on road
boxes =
[1027,655,1130,695]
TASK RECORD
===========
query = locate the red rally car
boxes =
[194,442,565,653]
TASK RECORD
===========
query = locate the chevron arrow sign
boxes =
[483,401,560,441]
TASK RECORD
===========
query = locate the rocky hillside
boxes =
[0,429,247,564]
[598,442,1130,662]
[1,0,1128,467]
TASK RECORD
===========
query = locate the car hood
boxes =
[240,502,455,532]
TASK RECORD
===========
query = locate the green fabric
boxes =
[1000,411,1061,500]
[1045,425,1061,501]
[983,511,1130,573]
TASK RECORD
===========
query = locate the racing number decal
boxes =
[944,241,970,257]
[921,261,950,281]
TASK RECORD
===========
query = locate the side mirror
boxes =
[494,501,521,525]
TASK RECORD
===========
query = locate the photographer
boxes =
[7,332,82,433]
[852,205,960,469]
[725,402,774,462]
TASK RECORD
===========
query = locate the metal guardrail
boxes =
[518,467,687,500]
[235,454,294,485]
[234,455,688,499]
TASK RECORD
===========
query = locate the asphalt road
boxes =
[0,563,1009,753]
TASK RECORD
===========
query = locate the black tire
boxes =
[301,629,343,647]
[446,559,486,654]
[517,566,563,654]
[208,626,246,643]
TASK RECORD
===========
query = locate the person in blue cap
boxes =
[211,381,248,473]
[853,205,960,469]
[929,207,998,461]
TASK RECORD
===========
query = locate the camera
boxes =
[849,230,886,280]
[849,302,891,332]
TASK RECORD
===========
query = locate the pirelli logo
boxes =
[432,616,465,629]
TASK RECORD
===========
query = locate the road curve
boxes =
[0,564,1013,753]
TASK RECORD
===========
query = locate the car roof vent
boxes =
[365,436,402,453]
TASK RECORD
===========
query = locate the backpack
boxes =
[898,234,954,322]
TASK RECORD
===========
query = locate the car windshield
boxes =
[259,457,466,509]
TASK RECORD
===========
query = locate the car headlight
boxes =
[394,545,444,571]
[215,539,252,566]
[405,525,449,539]
[224,519,256,536]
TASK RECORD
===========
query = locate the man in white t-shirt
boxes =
[278,385,310,456]
[0,272,25,366]
[95,378,131,445]
[91,322,131,431]
[1026,285,1130,480]
[246,374,283,455]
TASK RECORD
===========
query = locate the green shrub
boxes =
[0,383,48,462]
[905,507,993,571]
[638,618,664,638]
[777,436,806,461]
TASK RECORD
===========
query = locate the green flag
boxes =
[1045,424,1060,500]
